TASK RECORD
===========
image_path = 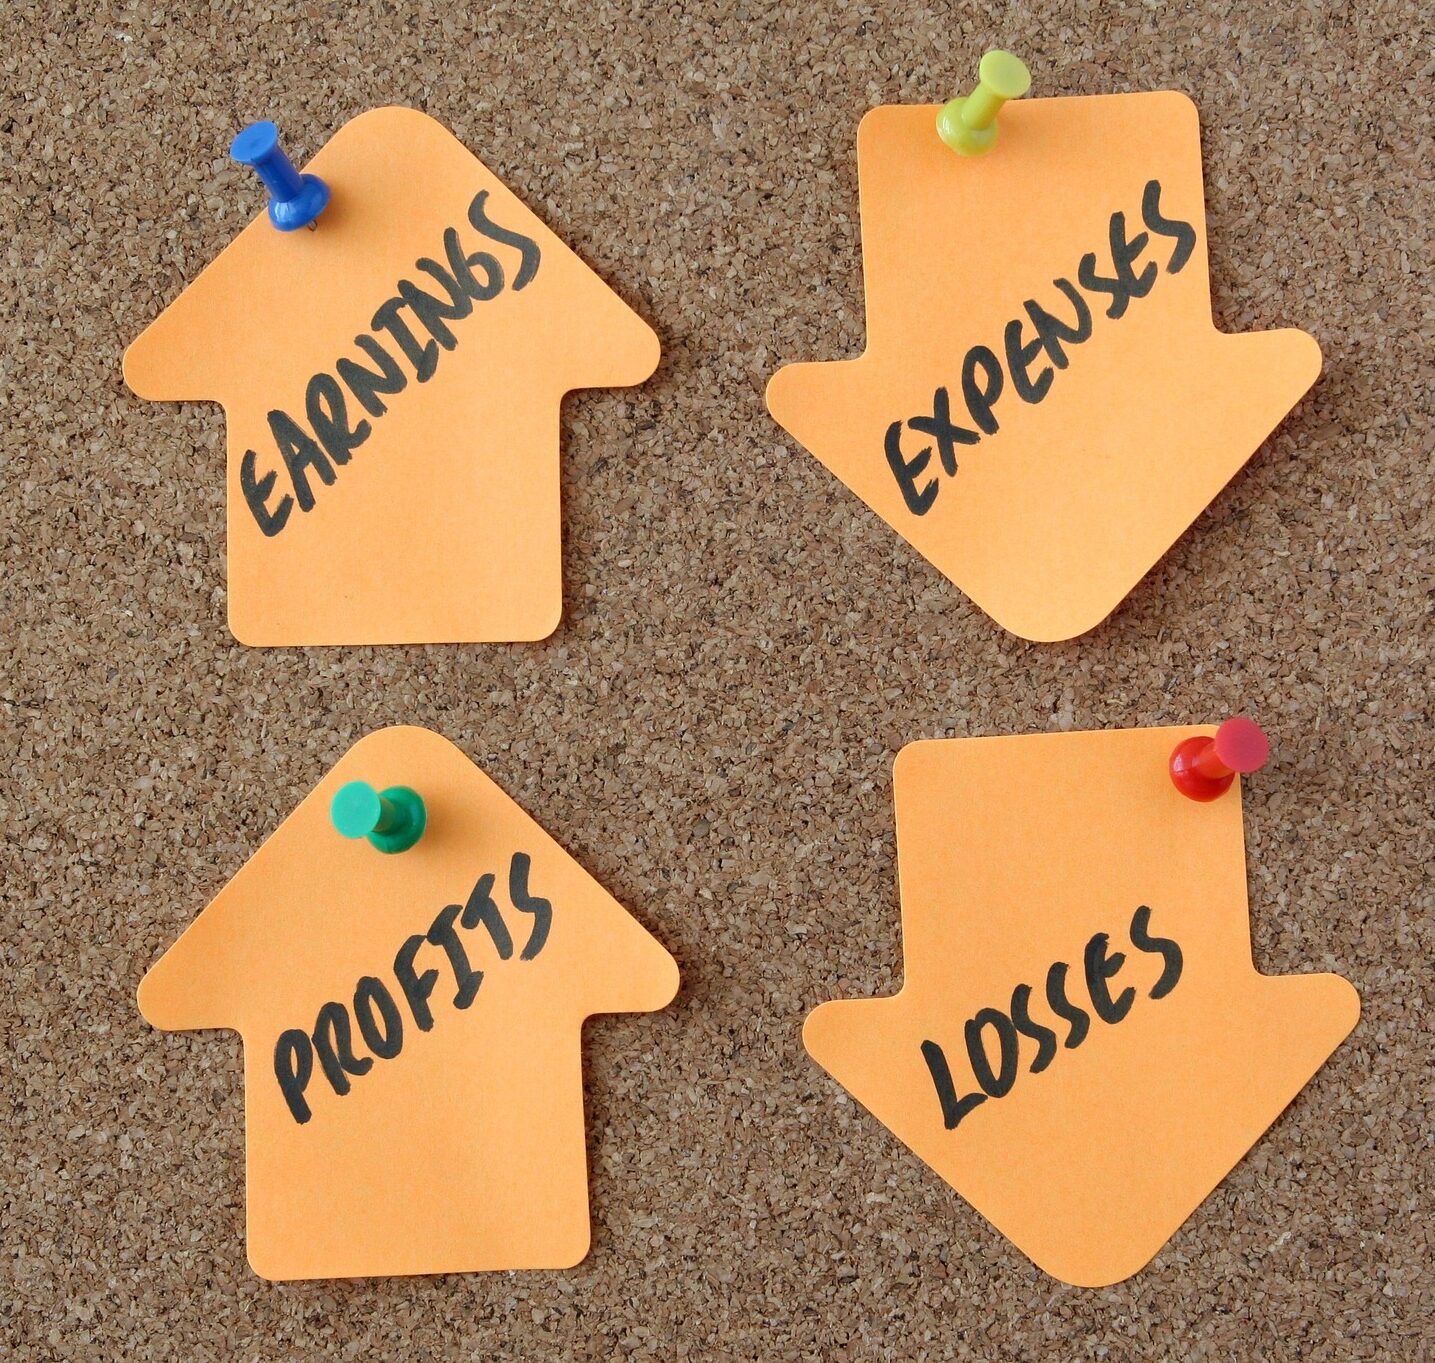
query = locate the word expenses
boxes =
[242,191,542,537]
[274,851,551,1124]
[885,181,1197,516]
[920,906,1183,1130]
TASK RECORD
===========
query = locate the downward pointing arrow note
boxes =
[767,93,1321,641]
[803,729,1359,1287]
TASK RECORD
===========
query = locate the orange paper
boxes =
[803,728,1358,1286]
[767,93,1321,641]
[138,726,679,1279]
[124,108,660,645]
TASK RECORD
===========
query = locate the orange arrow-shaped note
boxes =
[804,729,1358,1286]
[139,727,679,1279]
[768,93,1320,641]
[125,108,659,645]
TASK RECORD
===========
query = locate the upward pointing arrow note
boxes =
[767,92,1321,642]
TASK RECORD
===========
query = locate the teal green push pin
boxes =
[330,780,427,854]
[936,50,1032,156]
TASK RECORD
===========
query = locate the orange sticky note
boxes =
[138,726,679,1280]
[803,728,1358,1286]
[124,108,659,645]
[767,93,1321,641]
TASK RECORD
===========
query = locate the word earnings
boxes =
[242,190,542,537]
[885,180,1197,516]
[273,851,552,1124]
[920,905,1184,1131]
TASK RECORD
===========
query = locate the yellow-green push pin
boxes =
[331,780,427,853]
[936,50,1032,156]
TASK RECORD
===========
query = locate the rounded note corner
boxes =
[1290,325,1324,383]
[225,593,278,650]
[654,950,682,1010]
[350,722,452,761]
[857,104,903,142]
[1014,1222,1166,1291]
[355,104,430,134]
[763,363,790,407]
[134,970,164,1030]
[1150,87,1202,132]
[801,998,848,1059]
[122,327,201,404]
[1329,971,1362,1034]
[764,361,810,423]
[245,1239,293,1284]
[892,737,945,784]
[328,106,452,164]
[631,322,663,386]
[524,592,564,643]
[629,955,682,1019]
[1219,323,1323,398]
[119,339,152,400]
[985,593,1114,646]
[550,1220,593,1271]
[1044,1250,1152,1291]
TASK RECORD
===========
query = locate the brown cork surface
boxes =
[2,2,1431,1358]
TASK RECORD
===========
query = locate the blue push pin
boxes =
[230,121,330,232]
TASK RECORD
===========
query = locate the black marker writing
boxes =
[354,976,404,1059]
[921,1038,987,1129]
[242,190,542,538]
[1130,904,1183,998]
[921,905,1185,1132]
[272,851,553,1125]
[886,180,1195,517]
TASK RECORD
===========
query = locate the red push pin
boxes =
[1170,717,1270,802]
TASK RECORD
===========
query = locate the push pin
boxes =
[936,50,1032,156]
[1170,718,1270,803]
[331,780,427,853]
[230,121,331,232]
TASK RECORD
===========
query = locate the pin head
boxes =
[230,120,331,232]
[1170,718,1270,802]
[937,50,1032,157]
[331,780,427,853]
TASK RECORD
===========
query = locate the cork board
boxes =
[1,3,1431,1360]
